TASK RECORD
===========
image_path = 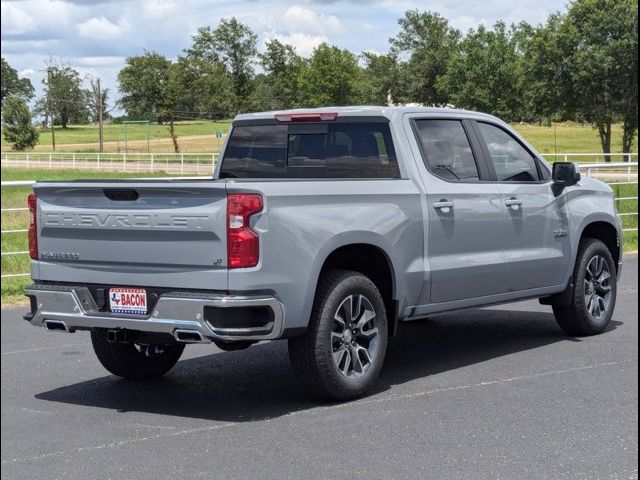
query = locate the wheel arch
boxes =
[312,237,400,338]
[578,219,621,274]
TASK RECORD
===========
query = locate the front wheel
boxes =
[91,330,185,379]
[288,270,388,400]
[553,238,617,336]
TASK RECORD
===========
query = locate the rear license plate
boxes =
[109,288,147,314]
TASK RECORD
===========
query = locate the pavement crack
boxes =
[1,344,87,355]
[1,422,236,464]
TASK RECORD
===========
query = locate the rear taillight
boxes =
[227,194,263,268]
[27,193,38,260]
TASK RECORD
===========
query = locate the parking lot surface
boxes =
[1,257,637,480]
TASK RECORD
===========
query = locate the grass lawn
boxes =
[513,122,637,158]
[1,120,232,153]
[1,167,637,305]
[1,120,232,146]
[611,182,638,255]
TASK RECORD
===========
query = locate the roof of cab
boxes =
[233,105,502,123]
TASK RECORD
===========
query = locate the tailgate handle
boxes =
[103,189,139,201]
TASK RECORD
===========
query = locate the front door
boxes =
[473,121,571,291]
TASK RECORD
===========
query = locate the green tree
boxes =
[390,10,460,106]
[42,62,91,128]
[564,0,638,160]
[360,52,406,105]
[1,58,34,106]
[173,54,234,119]
[520,14,576,124]
[298,43,363,107]
[259,39,303,109]
[437,22,528,121]
[117,52,172,122]
[161,62,188,152]
[1,96,39,150]
[249,73,277,111]
[621,9,638,160]
[189,18,257,113]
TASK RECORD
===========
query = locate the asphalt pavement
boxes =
[1,256,637,480]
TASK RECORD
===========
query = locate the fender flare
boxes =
[300,231,403,332]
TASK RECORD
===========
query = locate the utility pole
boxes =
[97,77,104,153]
[47,68,56,151]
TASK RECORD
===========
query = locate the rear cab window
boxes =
[220,121,400,179]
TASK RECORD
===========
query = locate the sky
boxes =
[1,0,564,106]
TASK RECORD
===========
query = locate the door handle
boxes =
[504,198,522,210]
[433,200,454,213]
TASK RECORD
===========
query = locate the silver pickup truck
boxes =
[23,107,623,400]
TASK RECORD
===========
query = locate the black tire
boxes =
[288,269,388,400]
[90,330,185,379]
[553,238,617,336]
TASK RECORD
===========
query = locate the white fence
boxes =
[1,160,638,279]
[1,151,636,176]
[1,152,218,175]
[545,153,638,162]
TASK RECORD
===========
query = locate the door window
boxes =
[477,122,540,182]
[413,120,480,181]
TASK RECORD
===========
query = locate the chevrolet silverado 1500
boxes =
[23,107,623,399]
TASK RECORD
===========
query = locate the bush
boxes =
[2,96,39,150]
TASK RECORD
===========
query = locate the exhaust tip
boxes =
[173,329,205,343]
[43,320,69,332]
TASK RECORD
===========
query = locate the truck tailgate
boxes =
[33,180,229,290]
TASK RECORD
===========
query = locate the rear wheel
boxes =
[553,238,617,336]
[289,270,388,400]
[91,330,185,379]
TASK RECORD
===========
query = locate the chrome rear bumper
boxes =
[24,284,284,342]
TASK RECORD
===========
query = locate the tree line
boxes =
[1,0,637,157]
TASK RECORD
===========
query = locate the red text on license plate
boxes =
[109,288,147,314]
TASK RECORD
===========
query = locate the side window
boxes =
[477,122,540,182]
[413,120,479,181]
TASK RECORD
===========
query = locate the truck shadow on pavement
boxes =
[35,308,621,422]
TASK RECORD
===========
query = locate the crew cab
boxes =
[23,107,623,399]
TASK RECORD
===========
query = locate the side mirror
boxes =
[552,162,581,187]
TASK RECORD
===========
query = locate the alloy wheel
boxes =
[331,294,380,378]
[584,255,612,320]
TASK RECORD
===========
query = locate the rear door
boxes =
[34,180,229,290]
[410,118,506,304]
[472,121,571,291]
